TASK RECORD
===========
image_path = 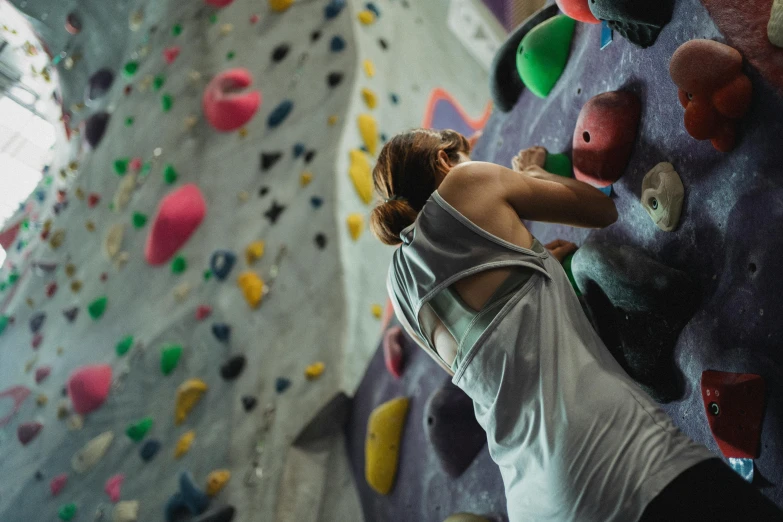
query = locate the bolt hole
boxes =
[648,197,659,210]
[577,87,582,95]
[708,402,720,416]
[749,263,757,273]
[582,131,591,143]
[427,416,434,425]
[687,92,693,101]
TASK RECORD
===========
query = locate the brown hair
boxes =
[370,128,470,246]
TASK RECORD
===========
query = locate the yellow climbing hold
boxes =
[206,469,231,496]
[328,114,339,126]
[358,10,376,24]
[371,304,383,318]
[357,114,378,156]
[443,515,491,522]
[361,88,378,109]
[363,59,375,78]
[304,361,325,380]
[347,213,365,241]
[269,0,293,12]
[349,149,373,204]
[174,430,195,458]
[175,379,208,425]
[300,171,313,187]
[365,397,409,495]
[245,241,265,265]
[237,271,264,309]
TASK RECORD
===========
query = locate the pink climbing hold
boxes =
[163,46,181,65]
[32,333,43,349]
[0,385,31,427]
[203,68,262,132]
[104,474,124,503]
[195,305,212,321]
[250,14,260,24]
[129,157,143,172]
[205,0,234,6]
[383,326,405,378]
[67,364,112,415]
[145,184,207,265]
[50,474,68,496]
[17,421,43,445]
[35,366,51,384]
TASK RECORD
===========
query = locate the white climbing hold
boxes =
[113,170,138,212]
[174,282,192,302]
[112,500,139,522]
[72,431,114,473]
[641,162,684,232]
[770,0,783,47]
[104,224,125,261]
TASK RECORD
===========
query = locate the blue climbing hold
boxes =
[179,472,210,515]
[275,377,291,394]
[268,100,293,128]
[30,312,46,333]
[293,143,306,158]
[212,323,231,343]
[598,185,612,196]
[210,250,237,281]
[35,190,46,202]
[390,93,399,104]
[330,35,346,52]
[165,493,189,522]
[359,144,368,153]
[325,0,346,19]
[140,439,161,462]
[380,133,387,142]
[365,2,380,17]
[310,196,323,209]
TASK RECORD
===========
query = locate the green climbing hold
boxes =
[516,15,576,98]
[123,61,139,77]
[125,117,134,127]
[108,202,115,211]
[162,94,173,112]
[226,50,235,61]
[544,152,573,178]
[562,253,581,296]
[8,272,19,284]
[58,503,77,521]
[203,270,213,281]
[0,315,8,335]
[172,23,182,36]
[153,75,165,91]
[126,416,153,442]
[209,14,218,23]
[140,162,152,176]
[116,335,134,356]
[161,344,183,375]
[114,158,130,175]
[44,176,53,186]
[163,164,178,184]
[132,212,148,228]
[171,255,187,274]
[0,282,5,292]
[88,296,108,320]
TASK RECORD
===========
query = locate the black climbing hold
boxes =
[314,233,327,249]
[326,72,344,88]
[30,312,46,333]
[378,38,388,50]
[210,250,237,281]
[365,2,380,17]
[589,0,674,49]
[390,93,399,104]
[292,143,305,158]
[34,470,44,481]
[220,355,246,381]
[268,100,294,128]
[324,0,346,20]
[241,396,257,412]
[380,133,387,142]
[310,30,322,42]
[258,186,270,197]
[260,152,283,171]
[304,150,316,164]
[310,196,323,209]
[264,201,286,224]
[212,323,231,343]
[87,68,115,101]
[271,43,290,63]
[140,439,161,462]
[84,112,111,149]
[330,36,346,52]
[275,377,291,394]
[195,505,236,522]
[61,386,68,397]
[359,145,368,153]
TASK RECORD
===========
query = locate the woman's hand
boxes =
[545,239,578,263]
[511,146,547,173]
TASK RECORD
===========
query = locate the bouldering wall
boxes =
[0,1,489,522]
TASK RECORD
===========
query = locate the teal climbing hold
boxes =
[126,416,153,442]
[162,94,174,112]
[544,152,573,178]
[562,253,581,296]
[123,61,139,77]
[161,344,183,375]
[516,15,576,98]
[268,100,293,128]
[0,315,8,335]
[114,158,130,175]
[58,503,77,521]
[116,335,134,356]
[171,255,187,274]
[88,296,108,320]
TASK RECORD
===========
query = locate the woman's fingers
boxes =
[511,146,548,172]
[545,240,578,262]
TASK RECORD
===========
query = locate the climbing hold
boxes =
[669,40,752,152]
[195,305,212,320]
[250,14,259,24]
[58,503,77,521]
[269,0,294,12]
[358,10,375,24]
[241,396,258,411]
[268,100,293,128]
[383,326,405,378]
[366,2,380,17]
[171,255,187,274]
[0,385,31,427]
[206,0,234,6]
[105,474,125,503]
[275,377,291,393]
[123,61,139,77]
[365,397,409,495]
[304,361,325,380]
[770,0,783,47]
[145,184,206,265]
[543,152,572,178]
[175,431,196,458]
[701,371,766,459]
[87,68,114,100]
[304,150,316,163]
[562,253,581,296]
[237,272,264,308]
[197,505,236,522]
[140,439,161,462]
[18,421,43,445]
[116,335,134,356]
[357,114,378,156]
[175,379,208,425]
[363,59,375,78]
[35,366,51,383]
[0,315,8,336]
[589,0,674,48]
[347,213,364,241]
[104,223,125,262]
[300,172,313,186]
[46,281,58,297]
[113,501,139,522]
[330,36,346,52]
[203,69,261,132]
[164,164,178,185]
[516,15,575,98]
[153,75,166,92]
[260,152,283,171]
[573,91,641,188]
[206,470,231,496]
[67,364,112,414]
[348,149,373,204]
[36,394,48,407]
[426,380,486,477]
[264,201,286,224]
[162,94,174,112]
[371,304,383,318]
[88,295,108,319]
[50,473,68,496]
[114,158,130,176]
[443,515,494,522]
[641,162,684,232]
[271,43,290,62]
[84,112,110,148]
[163,46,181,64]
[30,312,46,333]
[210,250,237,281]
[65,12,82,34]
[212,323,231,342]
[325,0,346,19]
[31,332,43,348]
[556,0,598,23]
[293,143,305,158]
[126,417,153,443]
[328,115,338,126]
[168,472,211,520]
[161,344,183,375]
[132,212,148,229]
[172,23,182,36]
[361,88,378,109]
[326,72,343,88]
[220,355,246,380]
[87,193,101,208]
[63,307,79,323]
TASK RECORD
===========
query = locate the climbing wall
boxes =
[0,0,492,521]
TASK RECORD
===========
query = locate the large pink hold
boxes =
[104,474,125,503]
[50,474,68,496]
[145,184,207,265]
[18,421,43,445]
[35,366,51,384]
[383,326,405,379]
[203,68,262,132]
[205,0,234,6]
[163,46,180,65]
[67,364,112,415]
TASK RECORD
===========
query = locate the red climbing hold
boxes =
[556,0,599,24]
[701,371,766,459]
[145,184,207,265]
[50,473,68,496]
[203,69,262,132]
[67,364,112,415]
[35,366,51,384]
[163,46,181,65]
[104,474,125,503]
[572,91,641,188]
[195,305,212,321]
[669,40,752,152]
[87,193,101,208]
[205,0,234,6]
[0,385,31,427]
[18,421,43,445]
[383,326,405,378]
[46,281,58,297]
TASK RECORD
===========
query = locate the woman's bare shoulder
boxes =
[439,161,501,197]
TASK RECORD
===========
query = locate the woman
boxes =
[370,129,783,521]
